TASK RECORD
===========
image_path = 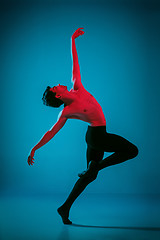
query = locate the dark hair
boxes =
[42,86,64,108]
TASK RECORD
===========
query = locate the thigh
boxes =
[102,133,136,153]
[86,126,135,154]
[86,145,104,166]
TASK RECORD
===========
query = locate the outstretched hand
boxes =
[72,28,85,39]
[27,149,35,166]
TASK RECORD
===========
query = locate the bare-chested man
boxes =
[28,28,138,225]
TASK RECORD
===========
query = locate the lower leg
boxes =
[78,153,128,177]
[57,161,98,224]
[98,148,138,171]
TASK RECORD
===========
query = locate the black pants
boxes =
[86,125,138,168]
[62,126,138,211]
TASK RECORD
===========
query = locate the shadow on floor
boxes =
[71,223,160,231]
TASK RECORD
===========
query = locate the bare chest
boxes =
[64,93,102,119]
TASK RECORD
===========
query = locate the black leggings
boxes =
[86,125,138,168]
[61,126,138,214]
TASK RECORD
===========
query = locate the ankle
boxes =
[61,203,71,212]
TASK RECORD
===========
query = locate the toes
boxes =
[63,219,72,225]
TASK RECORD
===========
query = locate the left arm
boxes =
[28,111,67,165]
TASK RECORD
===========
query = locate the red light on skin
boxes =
[50,85,67,92]
[50,85,69,100]
[27,28,139,227]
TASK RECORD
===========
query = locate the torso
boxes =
[62,88,106,127]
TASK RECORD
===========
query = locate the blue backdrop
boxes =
[1,0,160,196]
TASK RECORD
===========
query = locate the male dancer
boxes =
[28,28,138,224]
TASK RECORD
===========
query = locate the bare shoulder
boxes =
[59,106,71,118]
[73,86,90,97]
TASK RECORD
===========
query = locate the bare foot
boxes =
[57,206,72,225]
[78,170,87,177]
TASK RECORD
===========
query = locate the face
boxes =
[50,84,68,98]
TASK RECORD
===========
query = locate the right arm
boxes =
[28,111,67,165]
[71,28,85,90]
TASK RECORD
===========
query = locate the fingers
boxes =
[31,158,34,165]
[77,27,84,30]
[27,156,35,166]
[80,30,85,34]
[72,28,85,39]
[76,28,85,34]
[78,28,84,32]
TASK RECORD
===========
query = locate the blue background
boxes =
[1,0,160,197]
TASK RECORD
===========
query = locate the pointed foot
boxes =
[57,206,72,225]
[78,170,87,177]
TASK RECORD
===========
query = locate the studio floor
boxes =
[0,192,160,240]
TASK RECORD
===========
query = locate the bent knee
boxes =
[129,145,139,159]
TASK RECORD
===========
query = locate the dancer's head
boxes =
[42,85,66,108]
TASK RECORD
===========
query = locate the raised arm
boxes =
[71,28,85,90]
[27,111,67,166]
